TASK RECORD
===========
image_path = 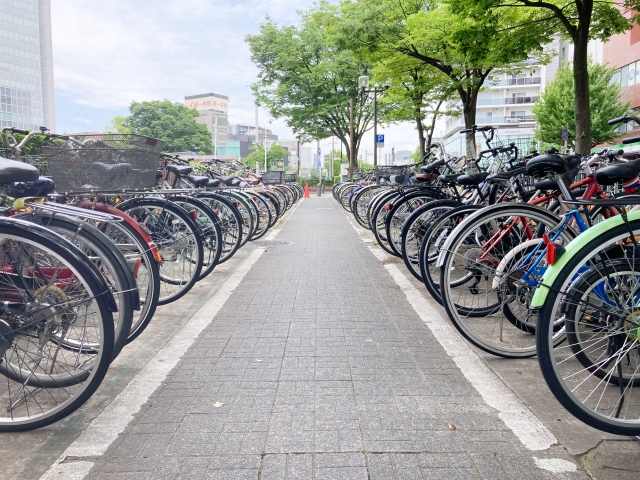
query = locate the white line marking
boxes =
[534,458,577,472]
[343,211,557,451]
[41,242,280,478]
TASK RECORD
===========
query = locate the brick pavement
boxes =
[86,198,588,479]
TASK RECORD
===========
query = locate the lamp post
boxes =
[359,75,390,170]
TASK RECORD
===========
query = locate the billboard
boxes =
[185,95,228,113]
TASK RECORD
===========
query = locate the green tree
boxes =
[246,7,384,176]
[374,56,455,160]
[242,143,289,170]
[337,0,550,157]
[533,61,630,150]
[114,100,212,154]
[105,115,131,134]
[449,0,636,155]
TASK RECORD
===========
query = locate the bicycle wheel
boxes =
[439,203,574,358]
[15,212,133,360]
[420,205,484,305]
[248,192,271,240]
[118,197,204,305]
[386,192,437,257]
[97,217,160,343]
[0,218,114,431]
[401,199,460,281]
[197,193,243,263]
[170,196,223,281]
[536,218,640,436]
[218,190,257,246]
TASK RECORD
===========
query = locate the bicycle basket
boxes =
[284,174,297,183]
[43,134,163,193]
[262,171,284,185]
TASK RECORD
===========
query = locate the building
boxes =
[277,139,300,167]
[185,93,229,155]
[226,124,279,161]
[603,10,640,151]
[0,0,55,132]
[299,146,314,169]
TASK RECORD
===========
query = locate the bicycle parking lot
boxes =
[3,196,635,479]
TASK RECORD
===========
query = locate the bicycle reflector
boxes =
[543,233,565,265]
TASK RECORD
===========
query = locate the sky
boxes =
[50,0,424,160]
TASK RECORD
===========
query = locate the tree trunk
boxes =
[573,29,591,155]
[416,114,426,161]
[426,100,443,148]
[462,100,478,163]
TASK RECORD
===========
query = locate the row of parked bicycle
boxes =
[0,127,302,431]
[335,117,640,437]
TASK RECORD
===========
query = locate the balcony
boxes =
[444,115,535,136]
[489,77,541,87]
[477,96,538,106]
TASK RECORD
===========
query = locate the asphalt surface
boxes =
[3,195,639,479]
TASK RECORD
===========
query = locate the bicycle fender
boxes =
[529,210,640,309]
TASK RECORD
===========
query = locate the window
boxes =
[622,65,629,88]
[561,47,566,59]
[511,111,526,118]
[629,64,636,86]
[611,70,621,86]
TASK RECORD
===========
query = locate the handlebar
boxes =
[607,115,640,126]
[10,128,29,135]
[623,136,640,145]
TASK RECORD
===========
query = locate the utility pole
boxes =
[331,135,334,180]
[391,146,395,166]
[373,92,377,169]
[255,103,259,173]
[297,139,300,178]
[349,97,354,176]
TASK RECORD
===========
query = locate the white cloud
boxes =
[50,0,421,154]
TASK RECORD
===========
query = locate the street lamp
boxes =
[359,75,390,170]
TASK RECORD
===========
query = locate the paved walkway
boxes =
[84,197,587,479]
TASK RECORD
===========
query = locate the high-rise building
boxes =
[185,93,229,154]
[0,0,55,132]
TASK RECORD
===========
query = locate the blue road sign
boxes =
[317,148,321,156]
[317,161,321,168]
[376,134,385,144]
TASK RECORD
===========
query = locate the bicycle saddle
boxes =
[422,159,445,173]
[246,177,260,185]
[533,168,580,191]
[594,159,640,186]
[456,172,489,186]
[485,167,526,184]
[389,174,407,185]
[438,174,461,184]
[414,173,434,183]
[187,175,209,187]
[0,157,39,184]
[526,154,581,177]
[166,165,193,176]
[8,177,55,198]
[206,178,221,188]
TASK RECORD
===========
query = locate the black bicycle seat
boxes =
[166,164,193,176]
[456,172,489,186]
[526,154,581,177]
[206,178,221,188]
[595,159,640,186]
[422,159,445,173]
[390,174,407,185]
[187,175,209,187]
[486,167,526,184]
[438,174,460,184]
[0,157,39,184]
[534,168,580,191]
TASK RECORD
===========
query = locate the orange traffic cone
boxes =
[304,183,310,198]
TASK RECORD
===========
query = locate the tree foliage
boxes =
[242,143,289,170]
[246,6,385,172]
[337,0,551,156]
[448,0,637,154]
[533,61,629,149]
[112,100,212,154]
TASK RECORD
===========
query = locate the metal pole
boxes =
[297,139,300,178]
[349,97,354,176]
[264,132,267,172]
[255,104,259,173]
[316,139,321,196]
[373,88,377,170]
[331,135,334,180]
